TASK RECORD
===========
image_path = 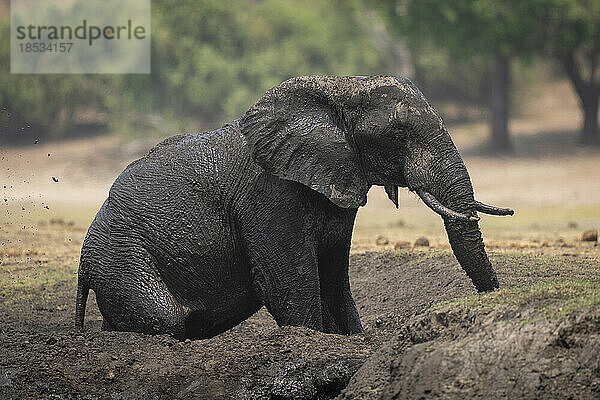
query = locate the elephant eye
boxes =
[385,122,408,141]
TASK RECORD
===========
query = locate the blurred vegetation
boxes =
[544,0,600,144]
[371,0,600,150]
[0,22,108,140]
[0,0,395,143]
[0,0,598,146]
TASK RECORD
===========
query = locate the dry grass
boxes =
[438,279,600,324]
[435,250,600,323]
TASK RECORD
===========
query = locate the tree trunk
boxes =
[580,90,599,144]
[562,53,600,145]
[489,51,512,153]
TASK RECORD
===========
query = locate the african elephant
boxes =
[75,76,513,340]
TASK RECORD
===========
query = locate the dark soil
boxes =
[1,232,599,399]
[1,247,477,399]
[342,304,600,400]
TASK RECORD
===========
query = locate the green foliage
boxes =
[369,0,553,106]
[2,0,599,143]
[542,0,600,142]
[147,0,390,122]
[372,0,600,113]
[545,0,600,56]
[379,0,549,58]
[407,41,492,105]
[543,0,600,98]
[0,0,395,142]
[0,24,107,140]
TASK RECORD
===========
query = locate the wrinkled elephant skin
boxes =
[76,76,512,339]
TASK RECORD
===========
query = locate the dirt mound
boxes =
[349,251,476,332]
[342,302,600,399]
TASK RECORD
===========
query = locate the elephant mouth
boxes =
[415,189,514,222]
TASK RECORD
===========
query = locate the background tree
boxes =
[0,0,395,143]
[545,0,600,144]
[3,0,599,147]
[371,0,549,153]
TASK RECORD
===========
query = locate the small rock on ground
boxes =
[394,241,411,250]
[375,235,389,246]
[414,237,430,247]
[582,229,598,242]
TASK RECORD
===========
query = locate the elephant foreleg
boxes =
[101,319,113,331]
[248,248,324,331]
[318,241,363,334]
[238,177,325,331]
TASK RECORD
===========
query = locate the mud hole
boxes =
[1,224,599,399]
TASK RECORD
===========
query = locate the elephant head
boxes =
[240,76,513,292]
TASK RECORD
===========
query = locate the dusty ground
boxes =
[1,221,599,399]
[0,221,600,399]
[1,79,600,398]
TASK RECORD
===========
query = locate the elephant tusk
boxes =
[473,200,514,216]
[416,189,479,222]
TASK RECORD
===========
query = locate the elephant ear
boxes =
[240,77,370,208]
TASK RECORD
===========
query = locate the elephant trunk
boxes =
[444,217,499,292]
[413,144,499,292]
